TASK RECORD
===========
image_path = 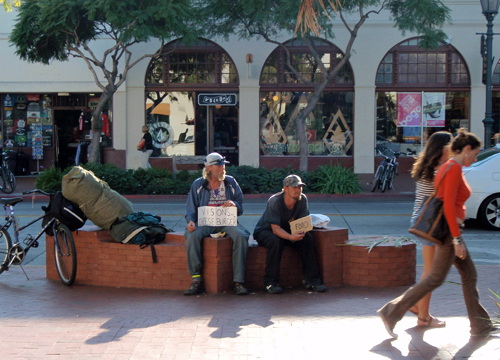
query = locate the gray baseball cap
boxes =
[283,174,306,188]
[204,152,230,166]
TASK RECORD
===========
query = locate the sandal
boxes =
[417,316,446,328]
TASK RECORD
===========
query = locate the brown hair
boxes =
[411,131,452,181]
[451,128,482,153]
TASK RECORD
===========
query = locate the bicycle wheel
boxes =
[0,229,13,275]
[371,166,383,192]
[381,168,393,193]
[387,169,396,190]
[54,223,77,286]
[1,169,16,194]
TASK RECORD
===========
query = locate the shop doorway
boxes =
[195,105,239,165]
[54,110,81,169]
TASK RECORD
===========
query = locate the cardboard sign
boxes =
[198,206,237,227]
[290,215,313,234]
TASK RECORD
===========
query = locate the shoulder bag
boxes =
[408,162,454,245]
[137,138,146,151]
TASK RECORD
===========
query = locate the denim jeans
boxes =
[184,224,249,283]
[378,235,492,335]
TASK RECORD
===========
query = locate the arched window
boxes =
[375,37,470,154]
[259,39,354,157]
[145,38,238,88]
[145,39,240,159]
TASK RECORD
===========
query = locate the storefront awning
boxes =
[150,103,170,116]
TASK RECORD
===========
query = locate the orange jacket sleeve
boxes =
[437,163,462,237]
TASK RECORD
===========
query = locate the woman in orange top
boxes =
[378,129,497,339]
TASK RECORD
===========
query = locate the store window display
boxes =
[259,91,353,156]
[259,38,354,157]
[375,37,470,154]
[2,93,53,149]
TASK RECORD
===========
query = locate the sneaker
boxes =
[233,282,249,295]
[265,284,283,294]
[471,327,500,337]
[183,280,204,296]
[303,282,327,292]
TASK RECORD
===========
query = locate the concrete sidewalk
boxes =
[0,265,499,359]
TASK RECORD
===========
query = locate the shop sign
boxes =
[150,122,174,148]
[197,93,237,106]
[27,94,40,102]
[88,97,100,109]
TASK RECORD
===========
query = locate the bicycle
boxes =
[371,147,404,193]
[0,189,77,285]
[0,151,16,194]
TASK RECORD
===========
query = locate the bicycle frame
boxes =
[1,204,58,260]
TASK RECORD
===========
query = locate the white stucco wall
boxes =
[2,2,500,172]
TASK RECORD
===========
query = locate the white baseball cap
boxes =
[204,152,230,166]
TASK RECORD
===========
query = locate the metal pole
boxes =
[483,12,495,148]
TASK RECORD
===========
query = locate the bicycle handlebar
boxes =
[375,147,406,157]
[22,189,52,196]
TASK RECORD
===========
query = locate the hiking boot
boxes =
[183,280,204,296]
[233,282,249,295]
[303,281,327,292]
[265,284,283,294]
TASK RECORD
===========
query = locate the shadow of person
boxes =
[370,326,439,359]
[207,313,274,339]
[453,335,497,359]
[85,315,184,345]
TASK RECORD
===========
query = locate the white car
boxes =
[464,144,500,230]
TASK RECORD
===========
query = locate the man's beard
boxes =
[209,170,226,182]
[217,171,226,182]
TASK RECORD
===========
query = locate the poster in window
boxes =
[3,94,14,107]
[423,92,445,127]
[397,93,421,127]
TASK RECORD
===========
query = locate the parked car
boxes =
[464,144,500,230]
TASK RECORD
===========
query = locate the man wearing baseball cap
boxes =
[184,152,250,295]
[253,174,327,294]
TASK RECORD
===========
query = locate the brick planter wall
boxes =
[46,229,192,290]
[46,227,349,292]
[343,237,416,287]
[47,228,415,292]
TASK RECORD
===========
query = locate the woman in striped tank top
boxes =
[408,131,452,327]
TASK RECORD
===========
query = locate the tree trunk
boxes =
[88,91,113,163]
[295,85,329,172]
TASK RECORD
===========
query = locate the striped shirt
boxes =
[411,175,437,247]
[411,178,435,222]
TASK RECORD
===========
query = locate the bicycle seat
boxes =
[0,198,24,206]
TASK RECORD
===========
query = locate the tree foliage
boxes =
[202,0,451,171]
[10,0,198,163]
[1,0,20,12]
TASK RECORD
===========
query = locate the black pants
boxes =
[253,230,321,286]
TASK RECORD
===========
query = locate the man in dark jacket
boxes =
[253,175,327,294]
[184,152,250,296]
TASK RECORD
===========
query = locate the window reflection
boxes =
[146,92,196,156]
[259,92,353,156]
